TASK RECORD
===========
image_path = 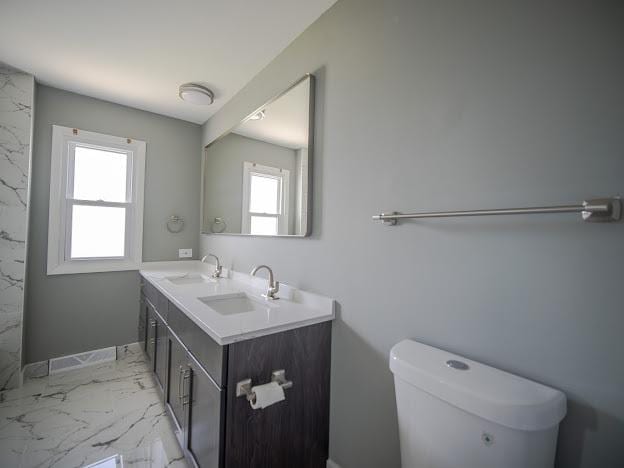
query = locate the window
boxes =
[47,126,145,275]
[241,162,289,236]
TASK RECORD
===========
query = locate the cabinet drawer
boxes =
[141,280,158,307]
[156,293,168,321]
[141,277,168,321]
[168,302,226,387]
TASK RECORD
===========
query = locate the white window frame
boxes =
[47,125,146,275]
[241,162,289,235]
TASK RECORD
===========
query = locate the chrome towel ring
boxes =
[166,215,185,233]
[210,217,226,233]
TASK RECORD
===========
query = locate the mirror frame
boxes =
[201,73,315,237]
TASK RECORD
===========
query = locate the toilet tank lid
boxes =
[389,340,566,431]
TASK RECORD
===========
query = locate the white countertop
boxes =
[139,261,335,345]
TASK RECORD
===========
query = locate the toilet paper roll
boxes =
[250,381,285,409]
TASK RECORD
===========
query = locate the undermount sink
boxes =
[198,292,276,316]
[165,273,215,285]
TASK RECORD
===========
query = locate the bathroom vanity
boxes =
[138,261,334,468]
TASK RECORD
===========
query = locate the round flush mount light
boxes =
[249,110,266,121]
[178,83,214,105]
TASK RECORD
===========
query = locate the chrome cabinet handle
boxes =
[177,365,184,402]
[182,368,191,407]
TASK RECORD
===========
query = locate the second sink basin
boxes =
[165,273,215,285]
[198,292,276,315]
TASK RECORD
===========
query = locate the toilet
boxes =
[390,340,567,468]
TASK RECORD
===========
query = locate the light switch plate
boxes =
[178,248,193,258]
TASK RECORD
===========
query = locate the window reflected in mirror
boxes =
[202,75,314,237]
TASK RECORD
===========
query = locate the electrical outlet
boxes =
[178,248,193,258]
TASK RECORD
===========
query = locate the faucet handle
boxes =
[266,281,279,300]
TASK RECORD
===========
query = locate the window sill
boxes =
[47,259,141,276]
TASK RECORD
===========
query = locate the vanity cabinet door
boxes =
[146,304,156,369]
[153,312,168,394]
[224,322,331,468]
[186,357,224,468]
[168,302,226,387]
[138,295,147,351]
[167,333,188,434]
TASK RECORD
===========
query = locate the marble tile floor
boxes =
[0,345,187,468]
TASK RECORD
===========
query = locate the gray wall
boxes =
[26,85,201,363]
[201,1,624,467]
[203,133,297,234]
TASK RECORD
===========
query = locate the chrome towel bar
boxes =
[373,196,621,225]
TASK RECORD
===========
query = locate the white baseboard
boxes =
[327,459,342,468]
[22,360,49,379]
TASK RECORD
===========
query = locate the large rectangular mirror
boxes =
[202,74,314,237]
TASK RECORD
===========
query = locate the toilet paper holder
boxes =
[236,369,293,403]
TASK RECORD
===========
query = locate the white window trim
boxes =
[47,125,146,275]
[241,162,290,235]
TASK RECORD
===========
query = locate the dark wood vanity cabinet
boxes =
[145,303,156,364]
[139,275,331,468]
[154,311,168,392]
[138,296,147,350]
[144,301,167,394]
[186,355,224,468]
[223,323,331,468]
[167,332,188,432]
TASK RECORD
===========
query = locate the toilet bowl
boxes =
[390,340,566,468]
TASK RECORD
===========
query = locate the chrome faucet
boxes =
[201,254,222,278]
[250,265,279,300]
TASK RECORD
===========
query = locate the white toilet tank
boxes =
[390,340,567,468]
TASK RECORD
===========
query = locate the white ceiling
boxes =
[234,77,309,149]
[0,0,336,124]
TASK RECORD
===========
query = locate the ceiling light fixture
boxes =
[178,83,214,105]
[249,110,266,121]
